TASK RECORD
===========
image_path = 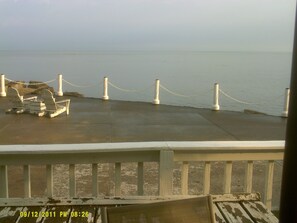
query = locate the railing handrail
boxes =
[0,140,285,154]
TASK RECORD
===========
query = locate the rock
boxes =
[6,80,54,96]
[63,91,84,97]
[244,109,267,115]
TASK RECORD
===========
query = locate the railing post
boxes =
[244,161,253,193]
[92,164,98,197]
[57,74,63,96]
[159,149,174,196]
[282,88,290,118]
[264,160,275,210]
[212,83,220,111]
[69,164,76,197]
[46,165,53,197]
[102,77,109,100]
[137,162,144,196]
[115,162,121,196]
[0,165,8,198]
[204,161,211,194]
[181,161,189,195]
[24,165,31,198]
[224,161,232,194]
[153,79,160,105]
[0,74,6,97]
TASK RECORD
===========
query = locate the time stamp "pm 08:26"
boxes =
[19,211,89,218]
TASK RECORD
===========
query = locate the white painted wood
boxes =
[137,162,144,196]
[181,161,189,195]
[244,161,253,193]
[0,165,8,198]
[153,79,160,104]
[41,89,70,118]
[0,193,260,206]
[46,165,53,197]
[92,164,98,197]
[224,161,232,194]
[264,160,275,210]
[102,77,109,100]
[69,164,76,197]
[204,161,211,194]
[0,74,6,97]
[242,201,278,223]
[217,202,254,223]
[23,165,31,198]
[57,73,63,96]
[159,150,174,196]
[115,163,121,196]
[0,141,284,202]
[282,88,290,117]
[0,141,285,154]
[212,83,220,111]
[6,87,37,114]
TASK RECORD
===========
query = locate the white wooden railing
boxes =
[0,141,284,210]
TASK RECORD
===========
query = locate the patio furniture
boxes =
[5,87,37,114]
[41,89,70,118]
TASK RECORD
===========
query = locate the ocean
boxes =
[0,50,292,116]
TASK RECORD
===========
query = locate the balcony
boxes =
[0,141,283,222]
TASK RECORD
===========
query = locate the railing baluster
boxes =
[264,160,275,210]
[115,162,121,196]
[46,165,53,197]
[137,162,144,196]
[159,150,174,196]
[23,165,31,198]
[181,161,189,195]
[69,164,76,197]
[245,161,253,193]
[92,163,98,197]
[0,165,8,198]
[224,161,233,194]
[204,161,211,194]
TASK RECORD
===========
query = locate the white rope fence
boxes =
[219,89,256,105]
[4,77,56,85]
[0,74,290,117]
[63,78,100,88]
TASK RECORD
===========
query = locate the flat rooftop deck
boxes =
[0,96,286,144]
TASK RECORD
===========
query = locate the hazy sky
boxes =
[0,0,296,52]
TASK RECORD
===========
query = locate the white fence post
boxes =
[57,74,63,96]
[282,88,290,118]
[153,79,160,105]
[159,149,174,196]
[0,74,6,97]
[212,83,220,111]
[102,77,109,100]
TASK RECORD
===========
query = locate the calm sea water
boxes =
[0,51,292,116]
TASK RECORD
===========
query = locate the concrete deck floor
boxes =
[0,96,286,144]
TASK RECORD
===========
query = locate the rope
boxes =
[160,84,197,98]
[62,78,100,88]
[108,81,153,93]
[219,89,256,105]
[5,78,56,85]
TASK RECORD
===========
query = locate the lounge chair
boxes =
[41,89,70,118]
[102,196,216,223]
[6,87,37,114]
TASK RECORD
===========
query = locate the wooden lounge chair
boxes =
[41,89,70,118]
[102,196,216,223]
[6,87,37,114]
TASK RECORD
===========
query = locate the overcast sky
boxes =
[0,0,296,52]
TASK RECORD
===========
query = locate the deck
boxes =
[0,194,278,223]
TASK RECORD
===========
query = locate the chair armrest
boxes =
[56,99,70,104]
[23,96,38,101]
